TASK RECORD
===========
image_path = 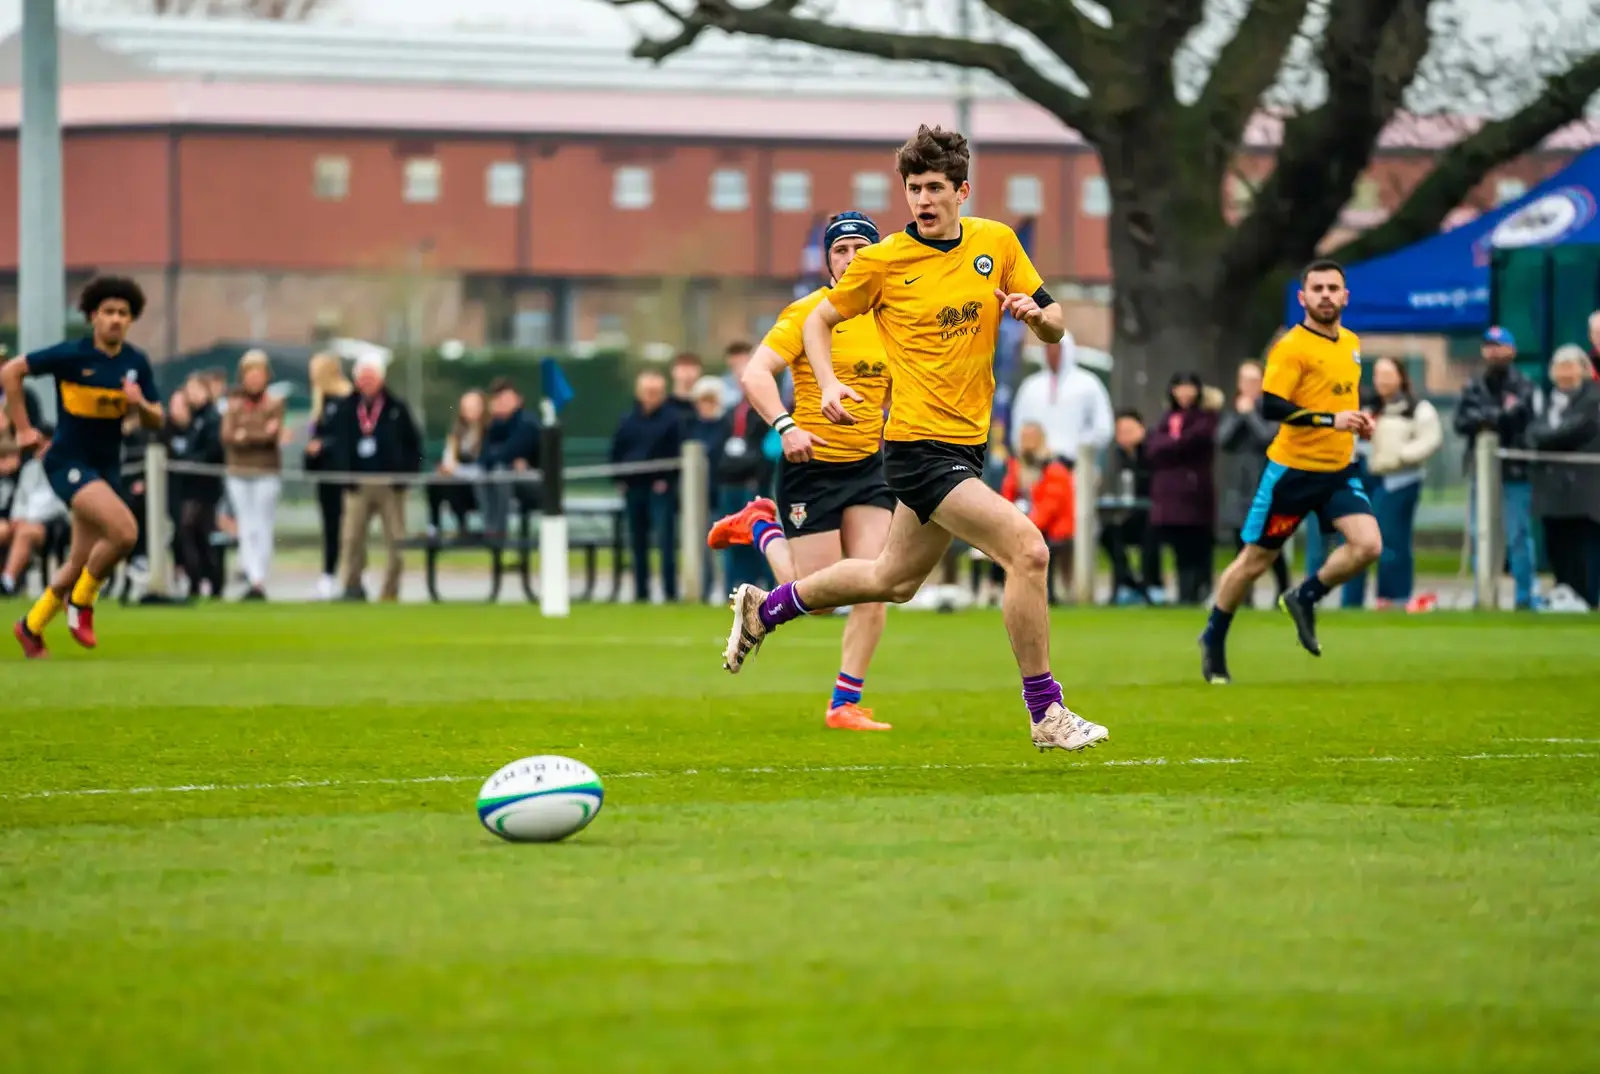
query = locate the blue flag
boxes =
[992,216,1036,431]
[540,356,576,416]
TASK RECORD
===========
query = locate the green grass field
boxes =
[2,603,1596,1073]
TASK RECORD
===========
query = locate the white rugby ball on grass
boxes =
[476,756,604,842]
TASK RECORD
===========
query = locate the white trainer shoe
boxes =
[1030,703,1109,752]
[721,583,769,674]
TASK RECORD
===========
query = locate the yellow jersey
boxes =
[827,216,1045,445]
[762,287,889,463]
[1262,324,1362,472]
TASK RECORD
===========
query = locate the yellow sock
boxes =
[25,589,63,635]
[70,570,103,608]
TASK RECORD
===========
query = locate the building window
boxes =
[486,162,524,207]
[710,168,749,212]
[512,310,550,348]
[772,170,812,213]
[1080,176,1109,219]
[613,166,653,210]
[852,171,891,212]
[1006,174,1043,216]
[313,155,349,201]
[403,157,441,204]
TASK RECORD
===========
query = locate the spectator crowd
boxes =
[2,311,1597,612]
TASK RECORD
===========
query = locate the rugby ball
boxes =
[476,755,604,842]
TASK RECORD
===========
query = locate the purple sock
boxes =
[1022,672,1063,724]
[758,581,809,630]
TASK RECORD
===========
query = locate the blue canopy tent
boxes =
[1283,145,1600,333]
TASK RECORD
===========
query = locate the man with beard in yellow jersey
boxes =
[1199,259,1381,685]
[718,126,1108,755]
[707,212,896,731]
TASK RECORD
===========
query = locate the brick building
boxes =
[0,14,1593,363]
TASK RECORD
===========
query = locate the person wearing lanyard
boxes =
[706,211,898,732]
[330,356,423,602]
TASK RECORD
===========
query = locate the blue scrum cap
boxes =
[823,211,881,252]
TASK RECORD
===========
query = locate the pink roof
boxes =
[0,78,1593,151]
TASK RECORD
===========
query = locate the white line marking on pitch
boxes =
[1323,752,1596,763]
[3,750,1590,803]
[3,774,478,801]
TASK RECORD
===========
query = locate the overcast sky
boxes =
[0,0,1576,35]
[0,0,1592,116]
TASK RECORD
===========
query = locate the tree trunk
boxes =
[1096,127,1238,419]
[1103,205,1233,422]
[1228,265,1300,368]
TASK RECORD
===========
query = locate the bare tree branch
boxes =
[1220,0,1431,292]
[613,0,1100,136]
[981,0,1110,86]
[1194,0,1313,160]
[1332,51,1600,264]
[1145,0,1211,74]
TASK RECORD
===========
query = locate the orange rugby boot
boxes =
[825,703,892,732]
[708,497,778,550]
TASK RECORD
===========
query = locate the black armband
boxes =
[772,413,797,435]
[1261,392,1335,427]
[1031,286,1054,308]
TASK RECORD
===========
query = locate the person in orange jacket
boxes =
[1002,421,1076,600]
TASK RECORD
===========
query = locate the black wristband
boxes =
[1261,391,1335,427]
[773,414,797,435]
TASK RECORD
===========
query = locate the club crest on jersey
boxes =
[1352,348,1362,364]
[973,254,994,277]
[788,503,807,528]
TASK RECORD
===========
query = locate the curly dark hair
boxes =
[78,276,146,321]
[895,124,970,186]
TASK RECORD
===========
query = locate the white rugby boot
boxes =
[1030,703,1109,752]
[721,583,769,674]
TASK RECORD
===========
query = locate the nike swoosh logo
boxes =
[904,276,922,285]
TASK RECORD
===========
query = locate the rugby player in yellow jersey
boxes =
[706,212,896,731]
[1200,259,1381,684]
[719,125,1108,754]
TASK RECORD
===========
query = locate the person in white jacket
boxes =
[1362,357,1443,608]
[1008,333,1113,467]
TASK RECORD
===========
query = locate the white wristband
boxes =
[773,414,797,435]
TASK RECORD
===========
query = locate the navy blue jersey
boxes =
[26,337,157,470]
